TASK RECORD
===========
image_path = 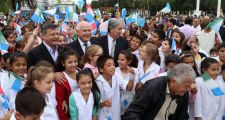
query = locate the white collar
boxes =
[107,34,114,41]
[78,38,90,46]
[43,41,57,53]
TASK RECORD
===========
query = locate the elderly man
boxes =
[94,18,128,66]
[68,21,97,57]
[123,63,196,120]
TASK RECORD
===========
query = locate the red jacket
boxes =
[56,78,72,120]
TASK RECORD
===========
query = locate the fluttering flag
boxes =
[64,6,79,22]
[0,31,9,51]
[75,0,85,9]
[31,7,45,23]
[202,73,225,96]
[94,9,102,19]
[208,17,224,33]
[85,0,97,35]
[126,12,138,25]
[121,8,127,20]
[160,3,171,13]
[59,22,69,33]
[137,18,145,27]
[12,2,21,16]
[0,87,10,111]
[171,38,177,51]
[10,73,23,92]
[99,20,109,35]
[16,2,19,11]
[43,8,56,16]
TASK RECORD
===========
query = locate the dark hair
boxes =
[218,42,225,51]
[165,54,181,66]
[179,51,200,76]
[221,63,225,72]
[153,29,166,40]
[184,16,193,25]
[9,52,27,65]
[41,22,58,35]
[2,29,14,39]
[77,69,100,109]
[131,33,144,44]
[14,41,23,52]
[119,50,133,65]
[200,57,219,74]
[169,18,177,25]
[97,55,113,74]
[15,87,46,117]
[173,29,185,46]
[163,38,173,48]
[210,47,218,55]
[130,54,138,68]
[56,47,79,72]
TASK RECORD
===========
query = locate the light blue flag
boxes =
[121,8,126,20]
[11,79,22,91]
[171,38,177,51]
[31,8,45,23]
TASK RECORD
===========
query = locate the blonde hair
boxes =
[83,45,103,63]
[26,66,54,87]
[141,42,159,62]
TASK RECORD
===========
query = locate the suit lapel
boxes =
[103,36,109,55]
[74,40,84,56]
[40,43,56,65]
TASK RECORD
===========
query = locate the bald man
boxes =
[68,21,98,57]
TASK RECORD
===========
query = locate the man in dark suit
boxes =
[27,23,60,70]
[68,21,97,57]
[123,63,196,120]
[94,18,129,66]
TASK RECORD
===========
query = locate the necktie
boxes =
[83,43,88,53]
[111,40,116,58]
[167,29,171,38]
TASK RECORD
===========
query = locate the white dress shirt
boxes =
[78,38,91,53]
[43,41,59,62]
[107,34,115,56]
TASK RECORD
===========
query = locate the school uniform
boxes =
[189,76,225,120]
[56,72,78,120]
[115,67,137,115]
[0,71,25,118]
[41,94,59,120]
[131,49,142,62]
[217,76,225,119]
[69,89,100,120]
[137,61,161,84]
[96,74,128,120]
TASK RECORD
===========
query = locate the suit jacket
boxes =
[93,35,129,66]
[27,42,60,71]
[55,74,72,120]
[68,38,97,57]
[122,76,189,120]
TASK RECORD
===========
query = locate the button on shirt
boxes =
[43,41,59,62]
[107,35,116,56]
[78,38,91,53]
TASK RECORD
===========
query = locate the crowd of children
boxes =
[0,11,225,120]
